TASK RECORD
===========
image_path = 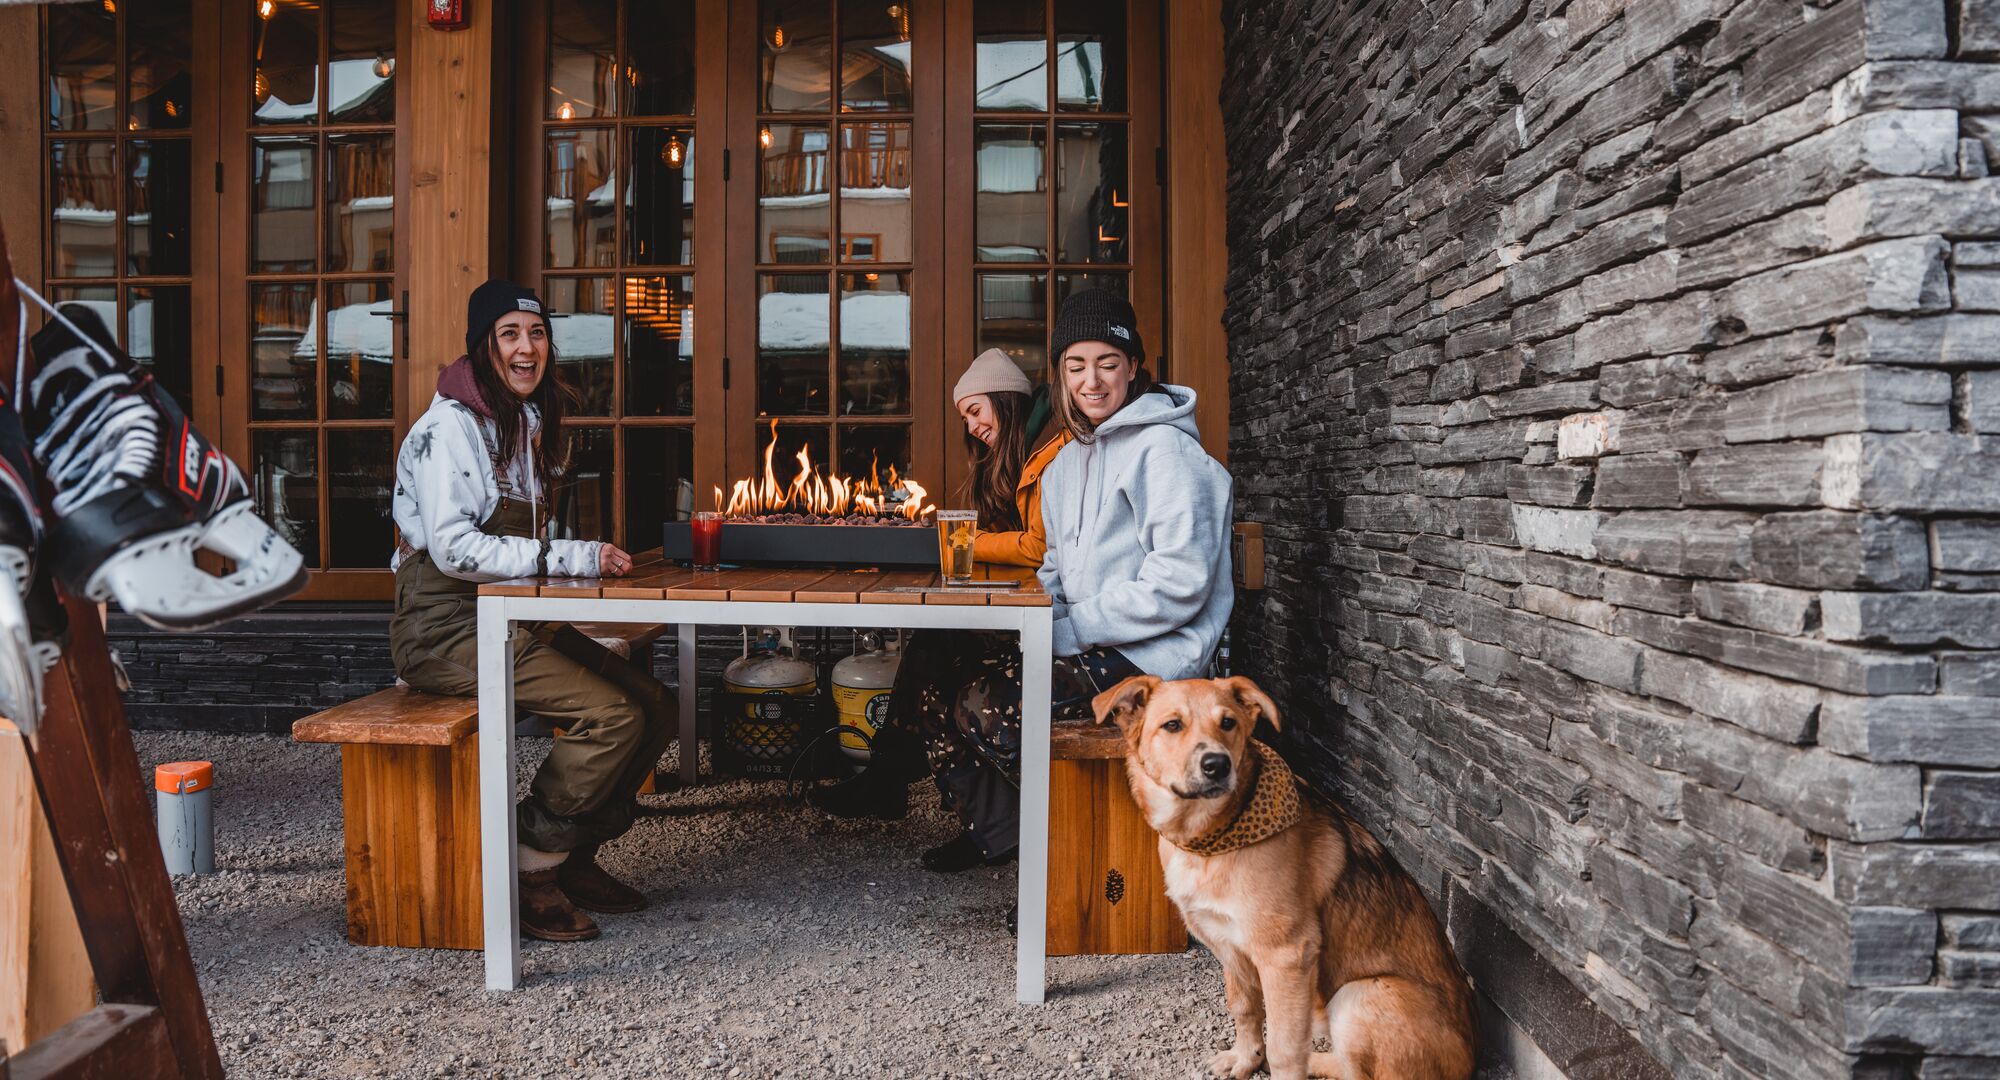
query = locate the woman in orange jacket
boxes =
[808,349,1066,828]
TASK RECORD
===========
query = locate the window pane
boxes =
[629,1,697,116]
[1055,121,1127,264]
[255,1,321,125]
[1055,0,1125,112]
[129,285,194,418]
[976,124,1045,262]
[976,0,1047,111]
[625,275,695,417]
[977,271,1048,381]
[254,431,320,567]
[47,3,115,131]
[624,427,695,549]
[545,129,617,268]
[759,273,829,416]
[839,272,908,416]
[327,133,395,272]
[49,140,117,278]
[760,123,830,265]
[126,140,192,276]
[327,429,394,568]
[760,1,832,113]
[551,427,613,543]
[838,424,910,482]
[251,282,316,420]
[253,136,318,272]
[755,423,830,481]
[329,0,397,124]
[840,2,912,112]
[1054,270,1127,308]
[545,277,615,417]
[840,123,909,263]
[129,0,194,130]
[325,280,394,420]
[628,127,694,266]
[547,0,615,119]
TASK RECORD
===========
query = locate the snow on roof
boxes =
[254,62,391,123]
[759,290,909,352]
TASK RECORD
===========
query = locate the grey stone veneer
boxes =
[1220,0,2000,1076]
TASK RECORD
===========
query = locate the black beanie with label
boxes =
[1049,289,1145,365]
[465,279,550,355]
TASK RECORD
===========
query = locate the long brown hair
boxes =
[468,329,572,494]
[964,390,1032,531]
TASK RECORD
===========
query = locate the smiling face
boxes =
[488,311,550,399]
[1094,676,1279,801]
[1059,342,1137,426]
[958,393,998,447]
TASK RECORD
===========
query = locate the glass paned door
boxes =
[727,0,941,494]
[225,0,404,597]
[516,0,722,553]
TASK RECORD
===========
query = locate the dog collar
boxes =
[1171,741,1302,857]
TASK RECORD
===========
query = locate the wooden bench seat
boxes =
[1048,720,1188,956]
[293,622,668,951]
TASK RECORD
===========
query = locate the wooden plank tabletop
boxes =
[479,558,1050,606]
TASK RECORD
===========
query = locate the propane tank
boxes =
[721,628,819,775]
[832,632,902,761]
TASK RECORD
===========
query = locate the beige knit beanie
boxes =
[951,348,1034,405]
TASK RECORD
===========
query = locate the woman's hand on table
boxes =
[598,543,634,577]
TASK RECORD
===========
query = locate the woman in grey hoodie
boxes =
[917,290,1234,881]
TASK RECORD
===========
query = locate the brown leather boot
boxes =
[520,867,600,941]
[556,845,649,914]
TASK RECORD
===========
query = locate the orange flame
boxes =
[719,421,934,521]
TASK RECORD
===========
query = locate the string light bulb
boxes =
[888,4,909,41]
[253,68,271,104]
[372,54,393,79]
[662,132,685,168]
[759,126,773,149]
[557,101,575,121]
[258,0,275,19]
[102,0,115,13]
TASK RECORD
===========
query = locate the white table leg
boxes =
[477,596,522,991]
[677,623,699,785]
[1015,610,1053,1005]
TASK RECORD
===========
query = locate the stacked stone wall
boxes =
[1220,0,2000,1075]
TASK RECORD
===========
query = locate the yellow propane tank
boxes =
[831,632,901,761]
[720,628,818,777]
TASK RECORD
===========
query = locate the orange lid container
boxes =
[154,761,214,794]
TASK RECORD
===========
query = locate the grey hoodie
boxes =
[1037,383,1233,680]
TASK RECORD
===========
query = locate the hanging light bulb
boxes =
[888,4,910,42]
[372,53,394,79]
[258,0,275,19]
[253,68,271,105]
[662,132,685,168]
[557,101,575,121]
[102,0,116,13]
[759,126,773,150]
[768,9,788,52]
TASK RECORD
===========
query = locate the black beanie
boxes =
[1049,289,1144,366]
[465,279,550,355]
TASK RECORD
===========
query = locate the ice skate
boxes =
[20,288,306,631]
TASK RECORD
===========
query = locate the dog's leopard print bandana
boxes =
[1172,741,1302,856]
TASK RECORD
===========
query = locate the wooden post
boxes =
[0,722,95,1052]
[404,3,501,406]
[1164,0,1232,463]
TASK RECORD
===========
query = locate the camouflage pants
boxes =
[888,630,1139,857]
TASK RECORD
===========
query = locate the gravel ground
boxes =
[135,732,1519,1080]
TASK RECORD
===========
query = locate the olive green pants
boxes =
[389,557,675,853]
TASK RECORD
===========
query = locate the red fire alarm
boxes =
[426,0,467,30]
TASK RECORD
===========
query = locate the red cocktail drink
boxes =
[690,512,722,570]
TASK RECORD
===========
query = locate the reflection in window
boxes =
[252,283,316,420]
[327,134,395,273]
[1055,122,1128,264]
[328,430,394,568]
[50,141,118,278]
[1055,1,1126,112]
[758,273,830,416]
[127,140,192,276]
[840,2,913,111]
[629,128,695,266]
[548,0,616,119]
[546,130,617,268]
[841,123,911,263]
[328,0,397,124]
[839,273,910,416]
[977,271,1049,380]
[128,0,194,130]
[974,0,1047,111]
[760,1,833,113]
[324,280,395,421]
[976,125,1046,262]
[551,427,614,542]
[545,277,616,416]
[254,431,320,566]
[625,276,696,417]
[625,427,696,545]
[128,285,195,417]
[838,424,910,482]
[252,137,317,272]
[47,3,116,131]
[761,124,831,265]
[254,0,321,125]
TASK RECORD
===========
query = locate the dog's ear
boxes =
[1092,675,1161,731]
[1222,676,1281,732]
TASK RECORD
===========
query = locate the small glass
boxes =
[936,510,978,586]
[690,510,723,571]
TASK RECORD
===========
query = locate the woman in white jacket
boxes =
[389,280,672,943]
[915,290,1234,890]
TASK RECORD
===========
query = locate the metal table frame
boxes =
[475,593,1056,1003]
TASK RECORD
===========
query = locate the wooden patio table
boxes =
[474,553,1057,1003]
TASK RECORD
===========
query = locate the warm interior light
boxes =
[770,23,787,50]
[888,4,910,41]
[663,133,686,168]
[372,54,394,79]
[253,68,271,104]
[759,126,773,149]
[557,101,575,121]
[258,0,275,19]
[102,0,116,13]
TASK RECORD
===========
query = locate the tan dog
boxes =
[1094,675,1476,1080]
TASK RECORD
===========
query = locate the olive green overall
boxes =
[389,495,674,853]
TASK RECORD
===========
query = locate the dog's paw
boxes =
[1210,1047,1265,1078]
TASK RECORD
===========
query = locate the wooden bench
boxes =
[1048,720,1188,956]
[292,622,669,951]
